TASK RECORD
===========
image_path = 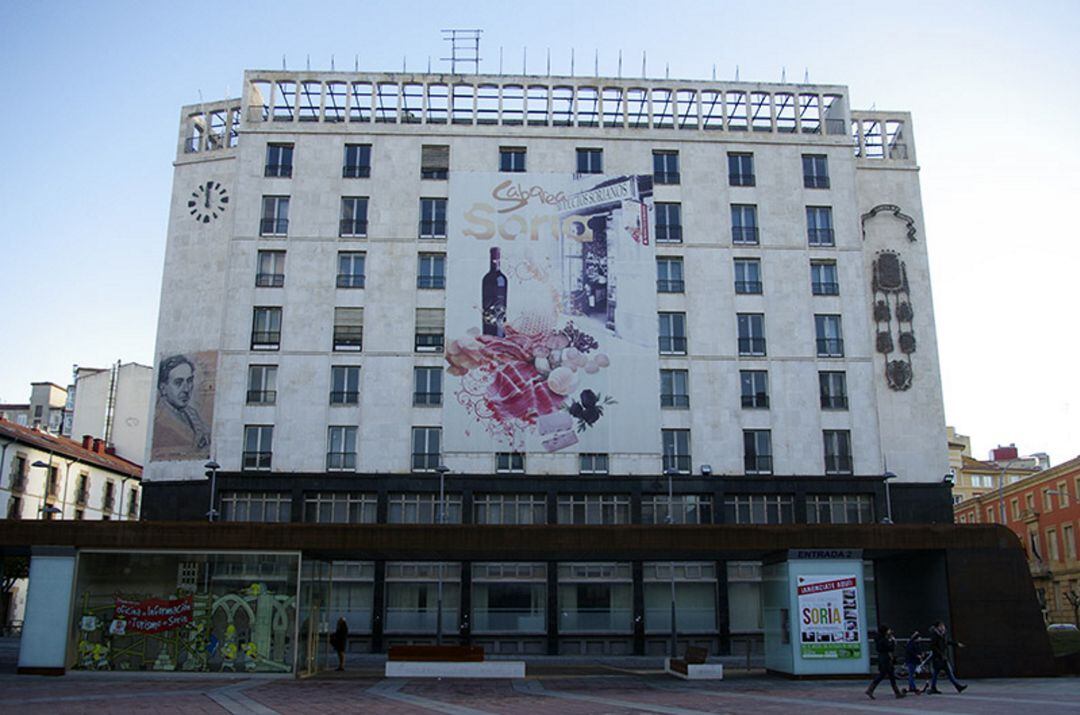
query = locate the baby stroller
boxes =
[895,649,935,693]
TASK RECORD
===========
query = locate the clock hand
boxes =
[205,186,211,208]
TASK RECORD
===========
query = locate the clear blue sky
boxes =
[1,0,1077,464]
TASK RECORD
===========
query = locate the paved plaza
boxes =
[0,669,1076,714]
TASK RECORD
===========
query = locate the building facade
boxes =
[68,362,153,464]
[0,382,67,434]
[142,69,952,654]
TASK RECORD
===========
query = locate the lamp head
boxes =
[204,460,220,470]
[700,464,713,476]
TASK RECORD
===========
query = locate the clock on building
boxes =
[188,181,229,223]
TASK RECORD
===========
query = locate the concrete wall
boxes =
[70,363,152,465]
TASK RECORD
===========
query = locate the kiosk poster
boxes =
[797,575,861,658]
[444,173,657,455]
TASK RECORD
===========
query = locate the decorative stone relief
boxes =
[872,251,916,391]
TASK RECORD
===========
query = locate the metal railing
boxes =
[339,219,368,237]
[653,172,681,185]
[411,453,441,472]
[336,274,365,288]
[259,218,289,235]
[816,338,844,357]
[326,452,358,470]
[804,175,830,189]
[247,390,277,404]
[820,394,848,410]
[824,455,854,475]
[807,228,835,246]
[656,225,683,243]
[251,331,281,349]
[729,173,755,187]
[417,275,446,289]
[415,333,445,352]
[9,473,27,493]
[735,280,762,294]
[738,337,767,356]
[662,454,691,474]
[418,220,447,238]
[342,165,371,178]
[330,390,360,405]
[659,336,688,355]
[413,392,442,406]
[656,279,684,293]
[731,227,759,244]
[661,394,690,409]
[242,451,273,470]
[741,393,769,409]
[744,456,774,474]
[812,281,839,296]
[255,273,285,287]
[264,164,293,178]
[333,328,364,351]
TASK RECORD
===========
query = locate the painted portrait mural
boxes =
[151,350,217,461]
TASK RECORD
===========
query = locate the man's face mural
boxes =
[161,362,194,409]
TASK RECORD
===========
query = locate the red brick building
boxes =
[955,455,1080,624]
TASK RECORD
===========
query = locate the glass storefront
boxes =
[643,562,718,633]
[557,563,633,633]
[384,562,460,633]
[72,550,300,673]
[471,563,546,633]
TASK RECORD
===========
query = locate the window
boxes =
[333,307,364,351]
[327,426,358,470]
[806,206,834,246]
[474,494,546,524]
[415,308,445,353]
[743,430,773,474]
[9,455,27,491]
[728,152,755,186]
[655,202,682,243]
[127,488,139,518]
[662,428,691,474]
[411,426,441,472]
[1047,529,1060,562]
[260,195,289,236]
[343,143,371,178]
[806,495,873,524]
[740,370,768,408]
[819,371,848,409]
[330,365,361,405]
[656,257,684,293]
[243,425,273,470]
[339,197,369,237]
[737,313,766,356]
[659,312,687,354]
[251,307,282,350]
[247,364,277,404]
[75,473,89,505]
[496,452,525,474]
[335,251,365,288]
[724,495,794,524]
[1063,524,1076,561]
[1011,498,1020,520]
[256,250,285,287]
[419,198,447,238]
[1043,489,1054,512]
[45,465,60,498]
[731,204,759,245]
[579,453,609,475]
[802,154,829,189]
[265,143,293,177]
[823,429,853,474]
[388,494,462,524]
[420,144,449,179]
[653,150,680,184]
[810,260,839,295]
[1057,481,1070,508]
[660,369,689,408]
[304,492,377,523]
[414,366,442,406]
[417,253,446,289]
[499,147,526,172]
[6,496,21,520]
[576,148,603,174]
[734,258,762,294]
[220,492,291,522]
[643,495,713,524]
[815,314,844,357]
[1026,493,1035,513]
[557,495,631,524]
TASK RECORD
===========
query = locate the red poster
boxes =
[113,596,194,633]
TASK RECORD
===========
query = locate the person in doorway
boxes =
[330,617,349,672]
[903,629,926,693]
[866,624,906,699]
[927,620,967,694]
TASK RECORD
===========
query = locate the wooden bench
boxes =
[385,644,524,678]
[665,646,724,680]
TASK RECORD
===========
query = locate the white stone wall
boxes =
[69,363,152,465]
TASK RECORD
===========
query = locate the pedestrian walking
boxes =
[903,629,926,693]
[330,617,349,672]
[927,620,967,694]
[866,624,906,699]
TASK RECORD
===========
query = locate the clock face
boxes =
[188,181,229,223]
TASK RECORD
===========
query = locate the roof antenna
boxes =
[571,47,575,77]
[354,55,358,72]
[781,66,786,83]
[804,67,809,83]
[665,62,670,79]
[712,64,716,81]
[427,56,432,73]
[522,47,527,74]
[306,54,310,71]
[499,46,503,74]
[402,55,406,72]
[735,64,740,81]
[641,51,646,78]
[594,49,599,76]
[618,50,622,78]
[331,55,335,71]
[282,54,286,71]
[546,48,550,76]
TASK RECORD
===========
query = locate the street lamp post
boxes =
[32,457,71,519]
[435,464,450,646]
[204,461,220,521]
[664,467,679,659]
[881,471,897,524]
[995,458,1024,524]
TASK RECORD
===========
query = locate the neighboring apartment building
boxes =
[955,455,1080,625]
[947,427,1043,504]
[140,69,952,654]
[67,361,153,464]
[0,382,66,433]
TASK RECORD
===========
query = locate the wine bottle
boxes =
[482,246,508,337]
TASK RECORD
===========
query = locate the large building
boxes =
[67,361,153,464]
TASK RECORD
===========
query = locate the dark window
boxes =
[811,260,839,295]
[419,198,447,238]
[662,429,691,474]
[243,425,273,470]
[815,314,844,357]
[343,143,372,178]
[259,196,289,236]
[496,452,525,473]
[265,143,293,177]
[819,371,848,410]
[500,147,526,172]
[659,312,687,354]
[330,366,361,405]
[731,204,759,244]
[728,152,755,186]
[576,148,603,174]
[655,203,682,243]
[743,430,773,474]
[579,453,609,475]
[256,250,285,287]
[333,307,364,351]
[740,370,768,408]
[417,253,446,289]
[414,367,442,406]
[327,426,358,470]
[336,251,365,288]
[734,258,762,294]
[415,309,445,353]
[251,307,282,350]
[247,364,277,404]
[824,430,853,474]
[421,145,449,179]
[806,206,834,246]
[339,197,369,237]
[737,313,766,356]
[653,150,680,184]
[412,426,441,472]
[802,154,830,188]
[656,257,684,292]
[660,369,689,408]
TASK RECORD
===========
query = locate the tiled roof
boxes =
[0,418,141,479]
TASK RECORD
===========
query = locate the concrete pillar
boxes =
[17,547,76,675]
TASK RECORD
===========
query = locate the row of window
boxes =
[237,424,855,476]
[662,369,848,410]
[658,256,839,295]
[658,312,845,357]
[222,490,873,525]
[265,143,830,189]
[4,456,138,520]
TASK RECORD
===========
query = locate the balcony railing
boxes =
[264,163,293,178]
[744,455,774,475]
[75,488,88,505]
[804,175,830,189]
[738,337,767,356]
[259,218,289,236]
[816,338,844,357]
[656,225,683,243]
[653,172,681,185]
[330,391,360,405]
[812,281,839,296]
[102,493,115,511]
[820,394,849,410]
[342,165,371,178]
[729,173,755,187]
[336,274,365,288]
[9,473,27,493]
[662,454,691,475]
[731,226,759,244]
[255,273,285,288]
[415,333,445,353]
[339,219,368,237]
[417,275,446,289]
[242,451,273,471]
[413,392,442,406]
[46,481,60,499]
[412,452,441,472]
[327,452,358,470]
[741,393,769,409]
[824,455,854,475]
[735,280,762,294]
[661,394,690,409]
[418,220,447,239]
[333,327,364,351]
[421,168,448,180]
[659,336,687,355]
[656,278,684,293]
[807,228,835,246]
[251,331,281,350]
[247,390,277,405]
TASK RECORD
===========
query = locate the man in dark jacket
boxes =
[866,624,906,699]
[928,620,967,694]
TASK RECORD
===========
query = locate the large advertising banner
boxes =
[445,173,657,455]
[797,575,861,659]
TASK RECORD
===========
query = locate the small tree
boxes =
[1065,588,1080,628]
[1,556,30,630]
